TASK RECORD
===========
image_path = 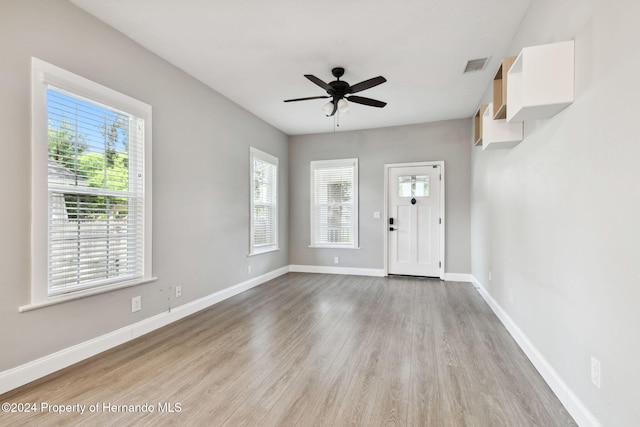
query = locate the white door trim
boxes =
[384,161,445,279]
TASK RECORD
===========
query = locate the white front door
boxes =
[388,164,442,277]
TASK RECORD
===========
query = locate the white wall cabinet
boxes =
[473,104,488,146]
[493,57,517,120]
[507,40,574,122]
[482,102,523,150]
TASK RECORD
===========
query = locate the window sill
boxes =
[19,277,158,312]
[248,247,280,257]
[308,245,361,250]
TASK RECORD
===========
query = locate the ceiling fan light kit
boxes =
[323,101,334,116]
[337,98,349,114]
[284,67,387,118]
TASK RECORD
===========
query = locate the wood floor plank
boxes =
[0,274,577,427]
[281,276,392,427]
[367,279,415,426]
[257,276,381,427]
[330,279,402,427]
[168,273,345,426]
[217,277,356,426]
[439,282,514,426]
[407,280,442,426]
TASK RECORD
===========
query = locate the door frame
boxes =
[383,161,445,279]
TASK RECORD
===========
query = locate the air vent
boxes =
[464,57,489,73]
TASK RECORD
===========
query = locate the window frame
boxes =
[25,58,154,311]
[309,158,359,249]
[249,147,279,255]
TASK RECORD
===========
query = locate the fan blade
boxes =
[304,74,333,92]
[346,95,387,108]
[284,95,330,102]
[348,76,386,94]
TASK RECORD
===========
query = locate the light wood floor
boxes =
[1,273,576,426]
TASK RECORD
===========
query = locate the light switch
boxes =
[373,211,381,219]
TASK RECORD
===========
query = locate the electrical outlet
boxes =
[373,211,381,219]
[175,286,182,298]
[591,357,601,388]
[334,257,339,264]
[247,265,252,275]
[131,296,141,312]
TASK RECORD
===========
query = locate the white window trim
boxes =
[309,158,359,249]
[249,147,279,256]
[25,57,154,311]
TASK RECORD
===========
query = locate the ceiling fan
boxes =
[284,67,387,116]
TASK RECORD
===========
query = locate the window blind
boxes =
[47,87,145,296]
[310,159,358,248]
[250,148,278,254]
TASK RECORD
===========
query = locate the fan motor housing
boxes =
[328,80,350,97]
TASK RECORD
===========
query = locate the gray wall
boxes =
[0,0,288,371]
[289,120,471,274]
[470,0,640,425]
[4,1,633,424]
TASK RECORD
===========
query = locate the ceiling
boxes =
[70,0,531,136]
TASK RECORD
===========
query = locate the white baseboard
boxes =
[443,273,472,282]
[288,264,385,277]
[288,265,470,282]
[471,276,602,427]
[0,266,289,396]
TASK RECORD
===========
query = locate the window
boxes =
[310,158,359,248]
[250,147,278,255]
[398,175,430,197]
[29,58,153,307]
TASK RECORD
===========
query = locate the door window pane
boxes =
[398,175,429,197]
